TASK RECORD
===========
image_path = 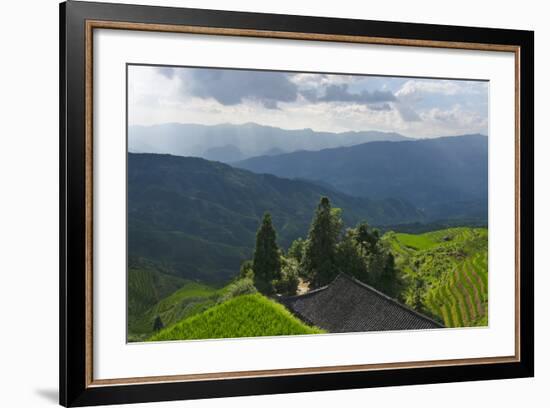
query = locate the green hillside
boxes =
[129,275,262,341]
[149,293,325,341]
[386,227,488,327]
[128,261,188,323]
[128,153,423,284]
[129,281,220,340]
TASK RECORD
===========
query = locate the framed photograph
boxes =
[60,1,534,406]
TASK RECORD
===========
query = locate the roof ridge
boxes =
[279,284,329,301]
[335,273,444,327]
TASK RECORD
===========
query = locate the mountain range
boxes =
[128,122,412,163]
[235,134,488,221]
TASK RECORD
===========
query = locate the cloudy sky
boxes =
[128,65,488,138]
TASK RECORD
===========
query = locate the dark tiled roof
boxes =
[280,274,443,333]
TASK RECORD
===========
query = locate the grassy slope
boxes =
[150,293,325,341]
[385,227,488,328]
[129,277,260,341]
[128,266,188,322]
[129,281,221,340]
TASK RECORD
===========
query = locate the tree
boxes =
[302,197,342,287]
[378,252,400,296]
[153,316,164,332]
[336,228,368,282]
[274,257,300,296]
[333,222,401,297]
[252,213,281,294]
[355,222,379,256]
[287,238,305,263]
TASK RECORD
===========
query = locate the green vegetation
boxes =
[302,198,341,288]
[335,222,400,297]
[150,293,325,341]
[253,213,282,294]
[298,197,398,294]
[130,196,401,342]
[128,153,423,284]
[129,280,218,341]
[275,257,300,295]
[126,129,492,343]
[241,197,398,297]
[128,276,259,341]
[385,227,488,327]
[128,185,487,343]
[390,232,440,251]
[127,260,188,323]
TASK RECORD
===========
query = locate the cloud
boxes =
[158,68,397,110]
[421,104,487,130]
[392,79,487,123]
[304,84,396,104]
[394,102,421,122]
[161,68,299,109]
[291,73,359,88]
[396,79,488,103]
[130,66,488,137]
[157,67,176,79]
[368,103,393,112]
[396,80,461,98]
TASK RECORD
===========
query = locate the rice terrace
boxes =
[386,228,488,328]
[127,65,489,342]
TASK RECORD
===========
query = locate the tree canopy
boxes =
[244,197,400,299]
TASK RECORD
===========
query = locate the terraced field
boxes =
[128,265,188,326]
[129,281,220,340]
[385,227,488,328]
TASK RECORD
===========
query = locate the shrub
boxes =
[274,257,299,296]
[218,277,257,303]
[239,259,254,280]
[153,315,164,331]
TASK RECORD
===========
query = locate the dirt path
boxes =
[297,278,310,295]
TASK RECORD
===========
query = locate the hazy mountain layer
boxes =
[235,135,488,221]
[128,122,411,163]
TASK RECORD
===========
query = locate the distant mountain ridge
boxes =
[128,122,412,163]
[128,153,424,283]
[235,134,488,221]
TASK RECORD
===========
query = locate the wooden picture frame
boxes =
[60,1,534,406]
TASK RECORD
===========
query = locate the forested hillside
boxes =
[128,202,488,341]
[128,153,423,284]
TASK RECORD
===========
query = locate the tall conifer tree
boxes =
[302,197,341,287]
[252,213,281,294]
